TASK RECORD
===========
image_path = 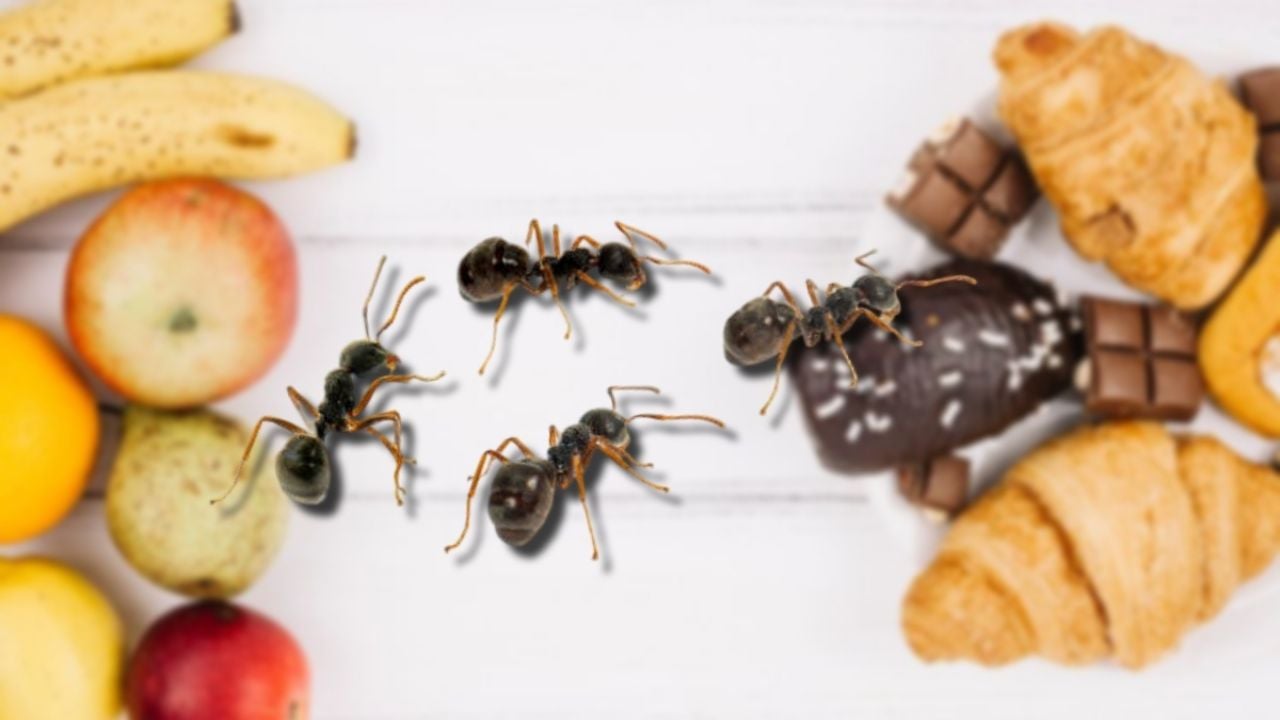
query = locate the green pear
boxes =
[107,405,288,598]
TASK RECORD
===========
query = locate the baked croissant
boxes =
[994,23,1266,310]
[902,422,1280,668]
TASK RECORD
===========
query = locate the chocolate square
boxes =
[949,206,1008,260]
[1090,350,1148,416]
[1240,67,1280,129]
[1085,298,1145,348]
[1150,359,1204,420]
[981,155,1038,220]
[897,455,970,517]
[889,164,971,238]
[935,119,1005,191]
[1147,306,1198,355]
[1259,131,1280,182]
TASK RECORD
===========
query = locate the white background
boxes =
[5,1,1280,718]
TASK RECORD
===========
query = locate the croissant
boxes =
[902,422,1280,668]
[994,23,1266,310]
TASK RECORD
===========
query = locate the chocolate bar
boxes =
[888,118,1039,259]
[1239,67,1280,181]
[898,455,970,519]
[1079,297,1203,421]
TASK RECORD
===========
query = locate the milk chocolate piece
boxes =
[898,455,970,517]
[792,260,1081,474]
[1080,296,1203,421]
[1240,67,1280,128]
[887,118,1039,260]
[1259,132,1280,182]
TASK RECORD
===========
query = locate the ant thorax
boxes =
[799,307,829,347]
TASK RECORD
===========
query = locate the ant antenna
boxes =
[627,413,725,428]
[615,221,712,275]
[854,250,881,276]
[363,256,387,340]
[375,275,426,342]
[606,385,660,411]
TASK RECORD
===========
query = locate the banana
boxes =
[0,70,355,231]
[0,0,238,100]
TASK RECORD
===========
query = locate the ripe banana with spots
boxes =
[0,0,238,100]
[0,70,354,232]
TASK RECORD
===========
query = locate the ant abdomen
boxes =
[724,297,798,366]
[458,237,531,302]
[488,459,557,546]
[597,242,642,287]
[277,434,331,505]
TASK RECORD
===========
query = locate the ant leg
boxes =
[823,313,859,388]
[366,426,416,467]
[350,372,447,417]
[363,256,387,340]
[211,416,308,505]
[760,320,797,416]
[895,274,978,291]
[287,386,319,424]
[570,234,601,250]
[856,308,921,348]
[607,385,660,411]
[375,274,427,342]
[594,440,669,493]
[855,250,881,275]
[574,271,636,309]
[479,282,519,375]
[761,281,804,318]
[552,223,562,256]
[549,424,559,446]
[443,437,537,553]
[627,413,726,429]
[804,278,825,307]
[347,410,410,506]
[571,453,600,560]
[543,268,573,341]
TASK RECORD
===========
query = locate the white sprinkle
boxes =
[1033,298,1055,316]
[1040,319,1063,346]
[854,376,876,395]
[978,329,1011,348]
[900,327,917,349]
[1047,353,1063,369]
[845,420,863,444]
[1006,366,1024,391]
[873,329,888,342]
[938,370,963,388]
[810,358,831,372]
[873,380,898,397]
[1068,315,1082,332]
[1011,302,1032,322]
[815,395,846,419]
[942,336,966,353]
[865,412,893,433]
[939,399,962,429]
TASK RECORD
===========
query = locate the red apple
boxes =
[127,601,309,720]
[65,179,297,408]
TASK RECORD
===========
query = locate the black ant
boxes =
[212,257,446,507]
[443,385,725,560]
[458,219,712,374]
[723,251,976,415]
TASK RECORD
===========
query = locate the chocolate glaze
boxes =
[790,259,1080,473]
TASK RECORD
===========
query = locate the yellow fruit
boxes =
[0,315,99,543]
[0,70,355,232]
[0,557,124,720]
[0,0,237,100]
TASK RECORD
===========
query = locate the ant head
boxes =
[852,274,899,315]
[458,237,531,302]
[597,242,644,289]
[340,340,397,375]
[580,408,630,448]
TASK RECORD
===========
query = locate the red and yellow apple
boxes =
[65,179,297,408]
[126,601,309,720]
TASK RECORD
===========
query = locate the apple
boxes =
[127,601,309,720]
[65,179,297,408]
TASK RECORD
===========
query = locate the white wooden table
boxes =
[6,1,1280,717]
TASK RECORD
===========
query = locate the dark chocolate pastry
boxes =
[790,259,1080,474]
[1077,296,1203,421]
[887,118,1039,259]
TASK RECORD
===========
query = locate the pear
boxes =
[107,405,288,598]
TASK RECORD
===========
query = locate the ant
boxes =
[442,385,725,560]
[458,219,712,375]
[213,257,446,508]
[723,251,976,416]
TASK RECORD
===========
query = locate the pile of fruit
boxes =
[0,1,354,718]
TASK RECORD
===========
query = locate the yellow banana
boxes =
[0,0,238,100]
[0,70,355,231]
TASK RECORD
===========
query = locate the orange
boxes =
[0,315,100,543]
